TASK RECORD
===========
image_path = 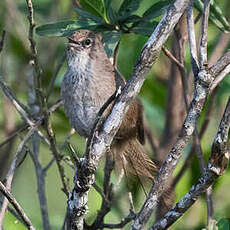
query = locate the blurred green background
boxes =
[0,0,230,229]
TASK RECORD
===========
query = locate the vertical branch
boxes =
[186,3,199,75]
[27,65,51,230]
[25,0,43,107]
[0,30,6,53]
[25,0,70,197]
[199,0,210,68]
[186,1,214,224]
[91,152,114,228]
[157,13,188,220]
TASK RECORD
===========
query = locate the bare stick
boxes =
[0,128,35,227]
[0,180,36,230]
[0,30,6,53]
[199,0,210,68]
[0,79,30,119]
[0,79,49,145]
[0,124,28,148]
[46,54,66,100]
[25,0,44,107]
[162,46,184,69]
[27,65,51,230]
[210,63,230,92]
[209,50,230,77]
[101,212,136,229]
[150,97,230,230]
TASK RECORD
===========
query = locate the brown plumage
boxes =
[61,30,157,179]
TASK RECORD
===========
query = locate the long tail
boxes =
[112,138,157,180]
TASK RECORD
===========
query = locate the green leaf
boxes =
[194,0,230,32]
[101,31,121,57]
[80,0,105,18]
[106,4,119,24]
[119,0,141,17]
[143,0,171,19]
[74,7,104,23]
[36,20,98,37]
[210,0,230,32]
[130,21,158,36]
[217,218,230,230]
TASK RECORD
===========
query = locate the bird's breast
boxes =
[61,70,114,137]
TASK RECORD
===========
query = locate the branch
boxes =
[210,63,230,92]
[0,30,6,53]
[162,46,184,69]
[209,50,230,77]
[0,128,35,226]
[66,0,194,229]
[101,212,136,229]
[27,64,51,230]
[186,3,199,76]
[0,180,36,230]
[46,54,66,100]
[25,0,43,107]
[199,0,210,68]
[150,97,230,230]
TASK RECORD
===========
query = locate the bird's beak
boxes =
[68,37,80,45]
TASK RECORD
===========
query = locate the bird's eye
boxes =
[84,38,92,47]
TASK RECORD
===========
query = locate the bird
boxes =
[61,30,157,179]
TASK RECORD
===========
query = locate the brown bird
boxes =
[61,30,157,179]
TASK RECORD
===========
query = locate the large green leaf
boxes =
[36,20,99,37]
[74,7,104,23]
[101,31,121,57]
[130,21,158,36]
[80,0,105,18]
[143,0,171,20]
[210,0,230,32]
[119,0,141,17]
[194,0,230,32]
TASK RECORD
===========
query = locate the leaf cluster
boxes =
[36,0,229,57]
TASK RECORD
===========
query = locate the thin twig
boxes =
[0,100,62,149]
[43,157,55,173]
[27,65,51,230]
[0,199,27,228]
[25,0,44,107]
[101,212,136,229]
[210,63,230,92]
[0,79,49,145]
[0,79,30,118]
[200,87,218,137]
[46,54,66,100]
[162,46,184,69]
[0,30,6,53]
[44,119,70,196]
[0,180,36,230]
[0,124,28,148]
[209,50,230,77]
[0,128,35,227]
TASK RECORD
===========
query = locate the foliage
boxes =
[36,0,229,57]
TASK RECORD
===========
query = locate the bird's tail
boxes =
[112,138,157,180]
